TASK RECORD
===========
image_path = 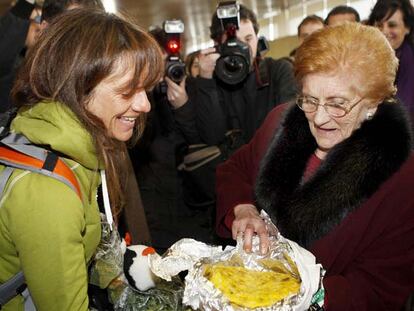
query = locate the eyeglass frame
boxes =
[296,95,364,118]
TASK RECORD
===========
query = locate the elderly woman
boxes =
[215,23,414,310]
[0,9,162,310]
[368,0,414,124]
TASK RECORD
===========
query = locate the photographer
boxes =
[129,25,211,252]
[186,3,297,215]
[196,3,297,146]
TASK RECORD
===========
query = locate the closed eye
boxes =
[326,98,348,106]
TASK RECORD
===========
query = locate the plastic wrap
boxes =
[89,216,124,289]
[89,215,186,310]
[113,277,185,311]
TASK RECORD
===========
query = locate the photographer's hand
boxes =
[232,204,271,255]
[198,47,220,79]
[165,76,188,109]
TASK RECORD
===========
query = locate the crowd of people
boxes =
[0,0,413,310]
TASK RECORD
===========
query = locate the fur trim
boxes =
[255,101,412,248]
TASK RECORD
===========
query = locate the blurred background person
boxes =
[0,9,162,310]
[185,50,200,78]
[325,5,361,26]
[40,0,104,27]
[216,23,414,310]
[298,14,325,45]
[0,0,41,113]
[129,25,211,253]
[0,0,105,115]
[368,0,414,129]
[290,14,325,59]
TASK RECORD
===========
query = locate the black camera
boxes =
[214,1,251,85]
[163,20,186,84]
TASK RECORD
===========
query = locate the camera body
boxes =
[214,1,251,85]
[163,20,186,84]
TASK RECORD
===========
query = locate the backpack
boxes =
[0,114,82,310]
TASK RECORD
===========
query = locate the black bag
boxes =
[179,129,244,209]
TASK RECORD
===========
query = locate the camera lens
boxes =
[223,56,245,73]
[214,38,251,85]
[215,54,249,85]
[166,62,185,83]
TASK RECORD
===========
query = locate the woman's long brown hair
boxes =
[12,9,163,218]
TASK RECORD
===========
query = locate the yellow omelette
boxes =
[203,256,300,309]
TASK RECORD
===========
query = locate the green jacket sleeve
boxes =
[5,171,90,311]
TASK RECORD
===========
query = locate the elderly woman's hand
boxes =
[232,204,271,255]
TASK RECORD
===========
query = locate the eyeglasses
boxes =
[296,95,363,118]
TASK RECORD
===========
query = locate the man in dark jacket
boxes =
[0,0,41,113]
[183,3,298,215]
[195,4,298,147]
[0,0,104,113]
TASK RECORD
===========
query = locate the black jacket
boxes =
[194,57,298,146]
[129,78,211,251]
[0,0,34,112]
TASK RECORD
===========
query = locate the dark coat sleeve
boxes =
[0,0,34,112]
[172,77,201,144]
[215,104,287,238]
[194,77,227,145]
[268,58,298,105]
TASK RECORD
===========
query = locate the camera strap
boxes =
[255,57,270,89]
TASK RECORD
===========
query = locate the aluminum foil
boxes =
[148,211,322,311]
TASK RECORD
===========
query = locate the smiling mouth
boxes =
[316,126,336,132]
[120,116,137,122]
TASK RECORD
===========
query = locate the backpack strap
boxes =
[0,146,82,200]
[0,167,14,197]
[0,271,26,309]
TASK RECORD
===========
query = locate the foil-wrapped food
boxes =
[202,251,301,308]
[148,212,323,311]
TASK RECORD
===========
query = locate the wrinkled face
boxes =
[375,9,410,50]
[298,21,324,45]
[327,13,357,26]
[87,59,151,142]
[302,71,377,159]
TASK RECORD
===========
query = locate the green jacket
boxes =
[0,101,103,310]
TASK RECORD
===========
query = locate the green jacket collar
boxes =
[11,101,103,170]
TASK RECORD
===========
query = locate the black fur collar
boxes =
[255,101,412,248]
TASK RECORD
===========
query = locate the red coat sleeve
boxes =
[311,156,414,310]
[215,104,289,238]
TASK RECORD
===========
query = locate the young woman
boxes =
[0,9,162,310]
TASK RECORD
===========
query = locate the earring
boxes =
[366,111,374,120]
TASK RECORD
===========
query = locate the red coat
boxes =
[216,102,414,310]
